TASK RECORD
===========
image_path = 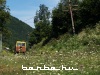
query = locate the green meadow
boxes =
[0,50,100,75]
[0,23,100,75]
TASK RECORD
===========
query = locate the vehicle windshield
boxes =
[22,43,25,46]
[17,43,21,46]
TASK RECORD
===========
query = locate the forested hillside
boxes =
[29,0,100,47]
[3,16,33,49]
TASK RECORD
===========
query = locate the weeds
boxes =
[0,23,100,75]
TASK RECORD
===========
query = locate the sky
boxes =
[6,0,60,28]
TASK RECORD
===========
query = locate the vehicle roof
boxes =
[16,41,26,43]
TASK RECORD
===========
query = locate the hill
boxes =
[0,22,100,75]
[31,22,100,52]
[4,16,33,49]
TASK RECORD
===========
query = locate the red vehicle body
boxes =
[15,41,26,54]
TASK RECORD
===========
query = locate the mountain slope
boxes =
[31,22,100,52]
[4,16,33,49]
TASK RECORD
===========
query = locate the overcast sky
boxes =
[6,0,60,28]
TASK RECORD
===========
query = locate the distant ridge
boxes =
[4,15,33,48]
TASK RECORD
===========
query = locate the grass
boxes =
[0,23,100,75]
[32,22,100,53]
[0,50,100,75]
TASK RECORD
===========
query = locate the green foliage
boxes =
[34,4,50,24]
[0,0,10,32]
[76,0,100,32]
[31,23,100,52]
[30,0,100,48]
[4,16,33,49]
[52,0,80,37]
[29,4,51,47]
[0,0,10,49]
[52,0,100,36]
[0,0,10,50]
[52,3,69,37]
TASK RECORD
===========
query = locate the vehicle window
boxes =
[17,43,21,46]
[22,43,25,46]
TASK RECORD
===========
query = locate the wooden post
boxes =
[68,0,75,34]
[0,33,2,52]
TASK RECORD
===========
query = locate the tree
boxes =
[52,0,79,37]
[34,4,50,23]
[34,4,51,37]
[75,0,100,32]
[52,3,69,37]
[0,0,10,32]
[29,4,51,46]
[0,0,10,50]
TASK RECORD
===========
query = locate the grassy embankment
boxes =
[0,22,100,75]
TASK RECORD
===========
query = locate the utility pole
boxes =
[68,0,75,35]
[0,33,2,52]
[63,0,78,35]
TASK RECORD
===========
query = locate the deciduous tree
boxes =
[29,4,51,46]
